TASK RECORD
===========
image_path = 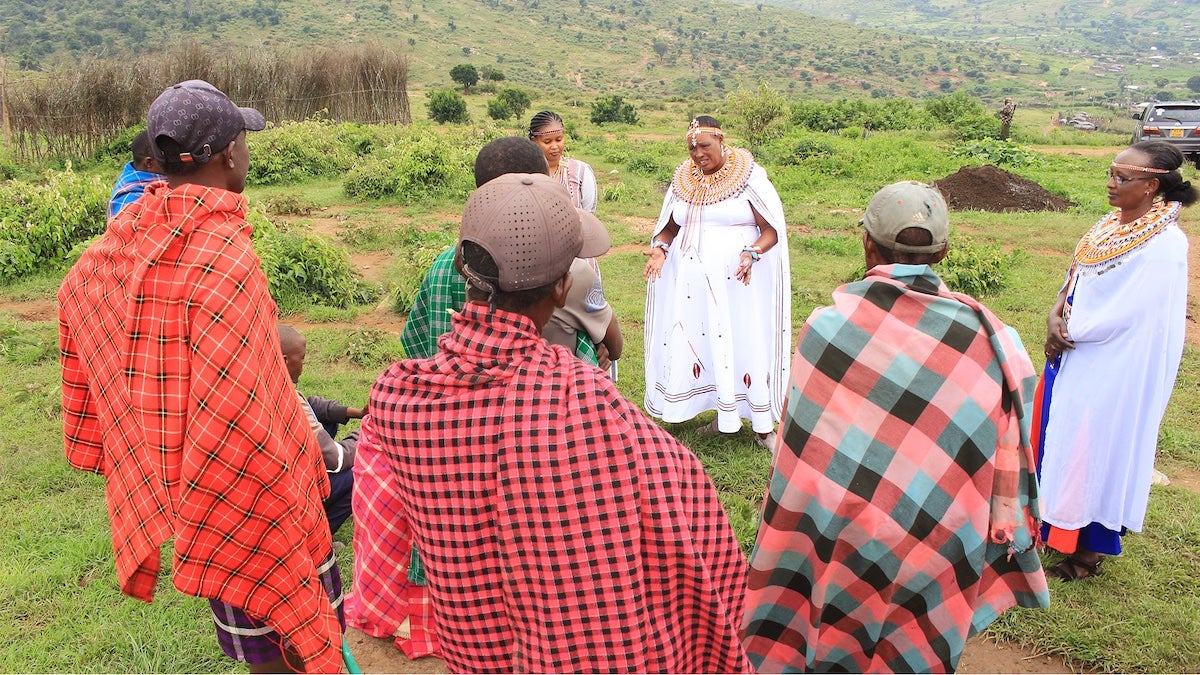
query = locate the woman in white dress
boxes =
[1038,141,1197,580]
[643,116,790,448]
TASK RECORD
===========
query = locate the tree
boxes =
[449,64,479,92]
[726,83,787,147]
[590,95,638,125]
[427,88,469,123]
[1188,75,1200,93]
[652,38,668,63]
[487,87,532,121]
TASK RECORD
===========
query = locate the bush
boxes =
[0,167,107,283]
[427,89,469,124]
[938,234,1016,296]
[248,119,359,186]
[259,192,321,216]
[952,139,1042,167]
[626,152,673,183]
[727,83,787,147]
[343,135,472,201]
[255,226,382,312]
[486,87,532,121]
[590,95,638,125]
[779,138,835,165]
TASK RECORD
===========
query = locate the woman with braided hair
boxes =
[1037,140,1198,581]
[528,110,597,213]
[643,115,791,448]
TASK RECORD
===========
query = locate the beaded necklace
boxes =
[670,147,755,206]
[551,157,579,207]
[1073,199,1179,274]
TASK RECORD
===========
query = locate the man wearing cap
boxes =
[400,136,622,369]
[358,172,752,673]
[741,181,1049,673]
[59,80,342,673]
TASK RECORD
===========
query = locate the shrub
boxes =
[248,119,358,186]
[0,167,107,283]
[427,89,470,124]
[627,152,672,182]
[727,83,787,147]
[780,138,835,165]
[952,139,1042,167]
[486,87,532,121]
[938,234,1017,296]
[342,135,472,201]
[260,193,321,216]
[255,226,382,312]
[330,327,405,368]
[590,95,638,125]
[388,232,456,315]
[602,182,629,203]
[949,113,1002,141]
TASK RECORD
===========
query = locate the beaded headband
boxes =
[1111,162,1169,174]
[531,126,565,137]
[687,118,723,147]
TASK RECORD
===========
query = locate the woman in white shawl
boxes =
[643,116,790,448]
[1038,141,1197,580]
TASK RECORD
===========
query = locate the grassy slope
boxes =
[0,0,1180,106]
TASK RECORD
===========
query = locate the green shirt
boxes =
[400,247,598,365]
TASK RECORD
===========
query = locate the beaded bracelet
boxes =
[742,245,762,262]
[652,240,670,255]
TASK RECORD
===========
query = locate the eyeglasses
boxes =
[1106,168,1155,186]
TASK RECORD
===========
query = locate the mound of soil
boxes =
[933,164,1075,213]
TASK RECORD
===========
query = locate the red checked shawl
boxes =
[364,302,752,673]
[345,429,440,659]
[742,264,1049,673]
[58,183,341,673]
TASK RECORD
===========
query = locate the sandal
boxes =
[754,431,777,450]
[696,419,724,436]
[1046,555,1103,582]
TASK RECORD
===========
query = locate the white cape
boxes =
[1039,224,1188,532]
[643,163,791,433]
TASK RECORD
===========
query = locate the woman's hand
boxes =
[1044,313,1074,359]
[735,252,754,285]
[644,248,666,281]
[1043,291,1074,359]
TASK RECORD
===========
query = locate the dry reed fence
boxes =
[3,41,410,161]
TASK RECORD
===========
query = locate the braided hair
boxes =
[1132,141,1199,206]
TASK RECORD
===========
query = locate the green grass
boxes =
[3,124,1200,671]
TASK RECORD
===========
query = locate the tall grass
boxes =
[5,41,410,161]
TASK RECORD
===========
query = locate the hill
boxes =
[753,0,1200,102]
[0,0,1157,105]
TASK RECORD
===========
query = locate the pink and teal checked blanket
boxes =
[742,264,1049,673]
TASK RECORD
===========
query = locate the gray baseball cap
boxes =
[458,173,610,292]
[146,80,266,166]
[861,181,950,254]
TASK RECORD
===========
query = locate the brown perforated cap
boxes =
[459,173,610,292]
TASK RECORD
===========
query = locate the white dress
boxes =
[1039,203,1188,533]
[644,155,791,434]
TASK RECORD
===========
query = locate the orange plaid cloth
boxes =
[58,183,341,673]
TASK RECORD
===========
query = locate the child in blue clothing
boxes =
[108,130,166,219]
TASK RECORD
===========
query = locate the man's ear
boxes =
[552,272,572,309]
[931,243,950,265]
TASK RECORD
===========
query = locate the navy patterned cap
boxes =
[146,79,266,166]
